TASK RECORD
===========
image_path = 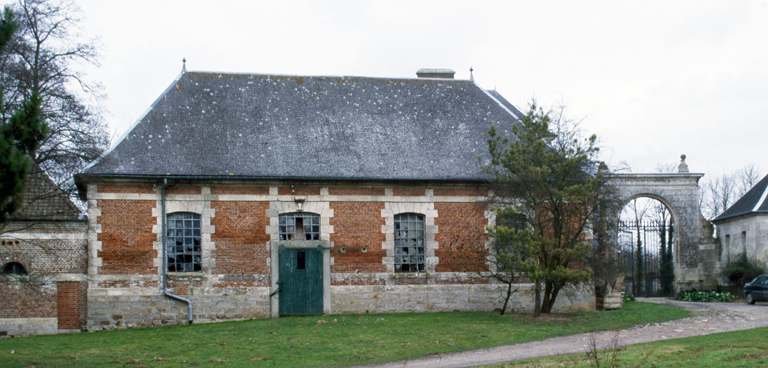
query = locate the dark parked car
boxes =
[744,274,768,304]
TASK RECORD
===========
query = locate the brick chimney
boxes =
[416,68,455,79]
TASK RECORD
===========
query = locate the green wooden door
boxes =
[278,245,323,316]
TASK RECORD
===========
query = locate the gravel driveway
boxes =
[351,298,768,368]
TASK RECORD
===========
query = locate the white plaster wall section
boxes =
[758,217,768,264]
[718,217,768,266]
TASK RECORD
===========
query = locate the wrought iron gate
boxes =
[618,220,675,297]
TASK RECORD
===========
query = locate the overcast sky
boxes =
[64,0,768,178]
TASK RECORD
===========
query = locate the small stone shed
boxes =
[712,174,768,269]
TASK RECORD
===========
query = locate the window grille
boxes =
[495,212,528,270]
[394,213,425,272]
[167,212,202,272]
[279,213,321,240]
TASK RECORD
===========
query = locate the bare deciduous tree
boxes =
[700,164,762,220]
[0,0,109,195]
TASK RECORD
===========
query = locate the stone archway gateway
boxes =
[606,156,718,293]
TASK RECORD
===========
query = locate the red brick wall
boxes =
[0,281,56,318]
[393,188,425,197]
[278,187,321,196]
[97,185,154,194]
[211,187,269,195]
[329,187,386,196]
[166,186,201,195]
[434,202,488,272]
[57,281,86,330]
[210,202,271,275]
[97,200,157,274]
[330,202,386,273]
[0,237,86,274]
[433,188,488,197]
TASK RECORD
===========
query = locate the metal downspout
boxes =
[162,178,193,323]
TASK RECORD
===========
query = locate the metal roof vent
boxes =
[416,68,455,79]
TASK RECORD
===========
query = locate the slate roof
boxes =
[11,161,83,221]
[712,174,768,222]
[78,71,521,186]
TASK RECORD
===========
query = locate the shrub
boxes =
[678,290,735,302]
[622,293,635,303]
[721,252,766,287]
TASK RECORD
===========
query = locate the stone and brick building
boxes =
[0,163,88,337]
[71,68,595,330]
[713,174,768,269]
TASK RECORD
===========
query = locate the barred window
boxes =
[394,213,425,273]
[167,212,202,272]
[279,212,320,241]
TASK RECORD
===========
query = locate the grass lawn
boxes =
[0,302,687,368]
[488,325,768,368]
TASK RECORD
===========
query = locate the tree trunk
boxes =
[541,280,563,314]
[533,278,542,317]
[500,281,514,315]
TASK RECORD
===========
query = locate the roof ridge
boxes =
[182,70,474,83]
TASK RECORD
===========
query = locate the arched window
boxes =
[166,212,202,272]
[1,262,28,275]
[394,213,425,272]
[279,212,320,240]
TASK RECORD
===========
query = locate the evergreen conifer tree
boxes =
[0,7,48,223]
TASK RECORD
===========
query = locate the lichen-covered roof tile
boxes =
[81,72,521,181]
[12,161,83,221]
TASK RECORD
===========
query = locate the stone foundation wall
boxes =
[87,285,271,330]
[87,276,595,330]
[0,318,58,337]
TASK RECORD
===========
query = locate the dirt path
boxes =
[350,299,768,368]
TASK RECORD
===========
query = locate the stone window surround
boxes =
[278,212,321,241]
[267,200,333,318]
[153,197,215,274]
[382,202,438,273]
